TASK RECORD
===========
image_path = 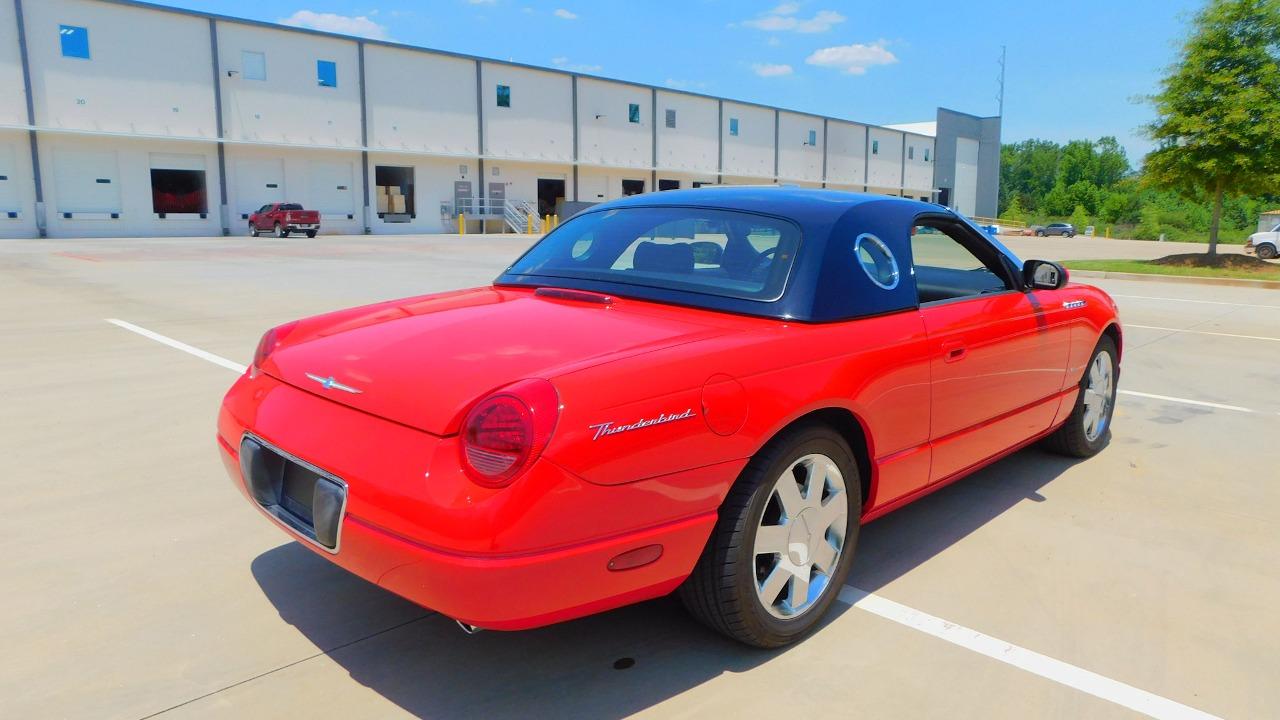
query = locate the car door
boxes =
[909,216,1072,483]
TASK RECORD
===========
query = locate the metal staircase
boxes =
[503,200,542,234]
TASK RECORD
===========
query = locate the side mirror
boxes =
[690,241,724,265]
[1023,259,1068,290]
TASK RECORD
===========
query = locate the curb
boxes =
[1067,269,1280,290]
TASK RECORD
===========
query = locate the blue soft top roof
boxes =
[498,187,969,322]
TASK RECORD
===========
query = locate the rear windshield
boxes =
[504,207,801,301]
[280,203,304,211]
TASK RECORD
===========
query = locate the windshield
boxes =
[503,206,802,302]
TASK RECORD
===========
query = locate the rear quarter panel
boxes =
[546,309,932,511]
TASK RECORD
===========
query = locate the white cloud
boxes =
[766,36,781,47]
[280,10,390,40]
[805,41,897,75]
[752,62,793,77]
[554,8,578,19]
[743,7,844,33]
[551,56,602,73]
[468,0,496,4]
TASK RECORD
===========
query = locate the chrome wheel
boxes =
[753,453,849,619]
[1082,350,1114,441]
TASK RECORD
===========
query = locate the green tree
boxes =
[1144,0,1280,255]
[1002,195,1028,223]
[1069,204,1091,232]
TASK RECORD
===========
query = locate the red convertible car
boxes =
[218,188,1121,647]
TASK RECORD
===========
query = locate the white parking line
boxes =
[1118,390,1257,414]
[106,318,248,374]
[839,587,1221,720]
[1126,324,1280,343]
[1112,293,1280,310]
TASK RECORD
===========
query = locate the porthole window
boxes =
[854,233,899,290]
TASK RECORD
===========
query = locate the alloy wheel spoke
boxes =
[813,493,847,533]
[759,564,789,606]
[774,475,806,519]
[811,538,838,574]
[802,458,829,505]
[755,524,789,556]
[787,566,811,609]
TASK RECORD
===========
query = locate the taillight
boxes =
[460,379,559,488]
[251,320,299,374]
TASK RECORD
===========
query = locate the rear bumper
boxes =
[217,373,724,629]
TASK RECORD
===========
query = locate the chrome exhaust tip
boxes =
[456,620,484,635]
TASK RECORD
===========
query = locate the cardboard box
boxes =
[388,186,403,197]
[390,195,406,213]
[376,193,390,213]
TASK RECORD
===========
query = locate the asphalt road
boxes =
[1,234,1276,719]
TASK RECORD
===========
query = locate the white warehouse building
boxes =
[0,0,1002,239]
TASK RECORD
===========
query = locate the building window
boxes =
[924,148,931,162]
[496,84,511,107]
[242,51,266,81]
[808,129,817,146]
[729,118,739,136]
[317,60,337,88]
[59,25,90,59]
[908,146,915,160]
[872,140,880,155]
[628,103,640,123]
[665,109,676,128]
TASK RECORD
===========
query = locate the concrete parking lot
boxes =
[2,233,1277,719]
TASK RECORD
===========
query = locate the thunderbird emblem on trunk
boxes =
[305,373,363,394]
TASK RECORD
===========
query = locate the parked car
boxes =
[249,203,320,238]
[1038,222,1076,237]
[218,188,1121,648]
[1244,224,1280,260]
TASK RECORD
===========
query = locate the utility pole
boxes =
[996,45,1007,117]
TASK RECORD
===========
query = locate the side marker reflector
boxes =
[607,544,663,571]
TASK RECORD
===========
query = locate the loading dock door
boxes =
[0,144,18,215]
[308,161,356,219]
[234,158,285,220]
[537,178,565,217]
[150,153,208,216]
[658,179,680,191]
[54,149,122,215]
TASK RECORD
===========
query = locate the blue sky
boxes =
[165,0,1203,164]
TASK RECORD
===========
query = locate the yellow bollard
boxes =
[526,213,534,234]
[543,214,550,233]
[552,213,559,229]
[1106,226,1111,238]
[458,213,466,235]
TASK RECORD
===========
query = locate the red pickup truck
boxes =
[249,203,321,238]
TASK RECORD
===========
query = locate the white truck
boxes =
[1245,224,1279,260]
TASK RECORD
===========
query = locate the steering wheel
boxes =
[750,246,778,280]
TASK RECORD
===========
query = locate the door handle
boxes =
[942,340,967,363]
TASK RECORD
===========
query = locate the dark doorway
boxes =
[375,166,416,219]
[537,178,565,217]
[151,169,208,215]
[658,179,680,191]
[621,179,645,196]
[937,187,951,208]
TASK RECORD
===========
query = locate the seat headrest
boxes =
[633,241,694,273]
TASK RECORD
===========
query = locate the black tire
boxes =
[1044,335,1118,458]
[680,423,861,648]
[1036,230,1046,237]
[1068,232,1075,238]
[1258,244,1278,260]
[306,230,318,238]
[249,223,258,237]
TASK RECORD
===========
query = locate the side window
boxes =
[910,223,1011,303]
[242,51,266,81]
[60,25,91,59]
